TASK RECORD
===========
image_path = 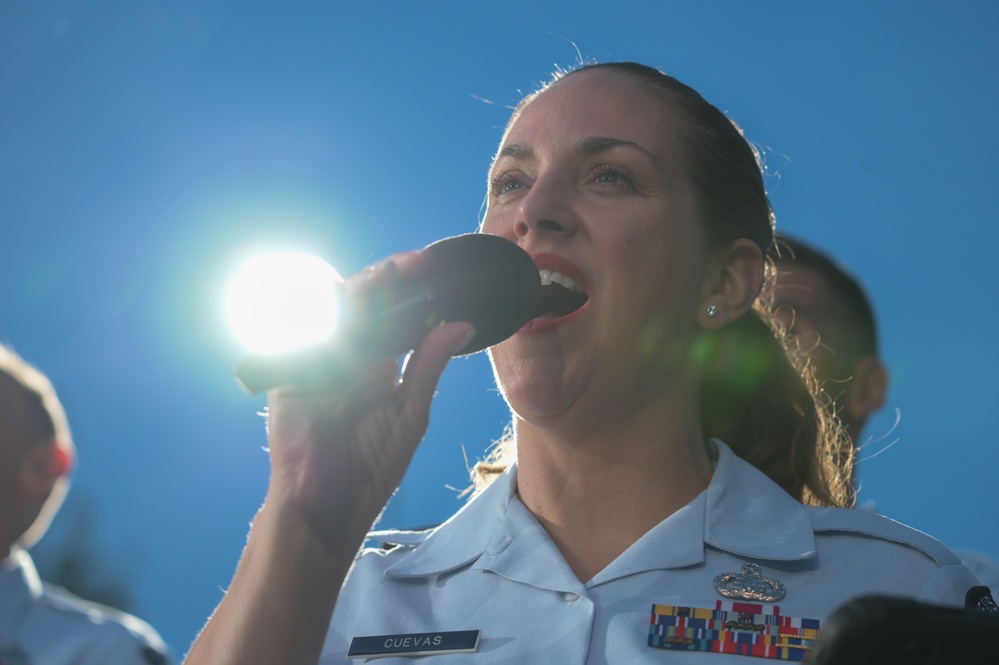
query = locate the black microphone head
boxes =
[423,233,540,355]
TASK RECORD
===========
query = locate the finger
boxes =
[345,249,431,298]
[398,321,476,432]
[267,356,399,428]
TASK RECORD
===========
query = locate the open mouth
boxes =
[533,269,589,319]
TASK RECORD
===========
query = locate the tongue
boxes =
[533,285,587,319]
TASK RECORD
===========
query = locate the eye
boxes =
[489,172,526,197]
[591,164,635,188]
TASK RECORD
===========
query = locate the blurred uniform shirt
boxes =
[0,548,172,665]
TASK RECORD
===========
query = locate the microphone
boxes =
[235,233,540,393]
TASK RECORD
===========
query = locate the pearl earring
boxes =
[706,305,718,318]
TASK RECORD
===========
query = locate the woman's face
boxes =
[482,68,714,424]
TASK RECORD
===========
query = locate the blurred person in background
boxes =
[0,343,173,665]
[773,234,999,594]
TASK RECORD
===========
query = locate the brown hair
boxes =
[473,63,853,508]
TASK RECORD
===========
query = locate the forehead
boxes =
[501,69,679,154]
[775,263,835,307]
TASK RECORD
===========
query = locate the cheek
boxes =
[487,340,538,389]
[486,343,524,400]
[589,220,647,260]
[479,210,515,240]
[598,225,675,285]
[591,200,669,248]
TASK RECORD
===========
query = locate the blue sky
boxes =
[3,1,998,658]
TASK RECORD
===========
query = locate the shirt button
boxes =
[564,592,580,603]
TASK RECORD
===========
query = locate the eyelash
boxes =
[590,164,635,187]
[488,173,524,197]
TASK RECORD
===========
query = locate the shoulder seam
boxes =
[811,507,960,567]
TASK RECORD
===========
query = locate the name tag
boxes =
[347,629,480,659]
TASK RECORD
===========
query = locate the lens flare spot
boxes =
[227,251,343,355]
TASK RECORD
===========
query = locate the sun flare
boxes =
[227,251,343,355]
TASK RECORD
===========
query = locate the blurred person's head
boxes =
[0,343,74,557]
[773,236,888,444]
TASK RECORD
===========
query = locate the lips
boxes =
[520,252,590,334]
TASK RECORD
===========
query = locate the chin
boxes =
[510,398,571,422]
[496,373,578,422]
[487,340,581,420]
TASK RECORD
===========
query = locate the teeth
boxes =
[538,269,581,293]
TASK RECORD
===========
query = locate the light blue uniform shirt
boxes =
[321,441,979,663]
[0,548,172,665]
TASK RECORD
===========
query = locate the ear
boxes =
[845,355,888,425]
[19,441,73,500]
[697,239,764,329]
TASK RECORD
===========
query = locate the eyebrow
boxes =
[494,143,534,162]
[494,136,661,165]
[581,136,661,165]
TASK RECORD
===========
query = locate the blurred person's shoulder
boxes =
[43,584,171,660]
[5,551,172,665]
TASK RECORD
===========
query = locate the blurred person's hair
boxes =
[774,235,879,371]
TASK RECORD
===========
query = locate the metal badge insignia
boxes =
[713,563,786,602]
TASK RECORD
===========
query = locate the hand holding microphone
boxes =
[241,234,539,552]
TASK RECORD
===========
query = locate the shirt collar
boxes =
[383,440,816,581]
[703,440,816,561]
[384,465,520,579]
[1,549,43,597]
[0,548,43,633]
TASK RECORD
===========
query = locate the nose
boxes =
[512,174,578,240]
[515,217,565,237]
